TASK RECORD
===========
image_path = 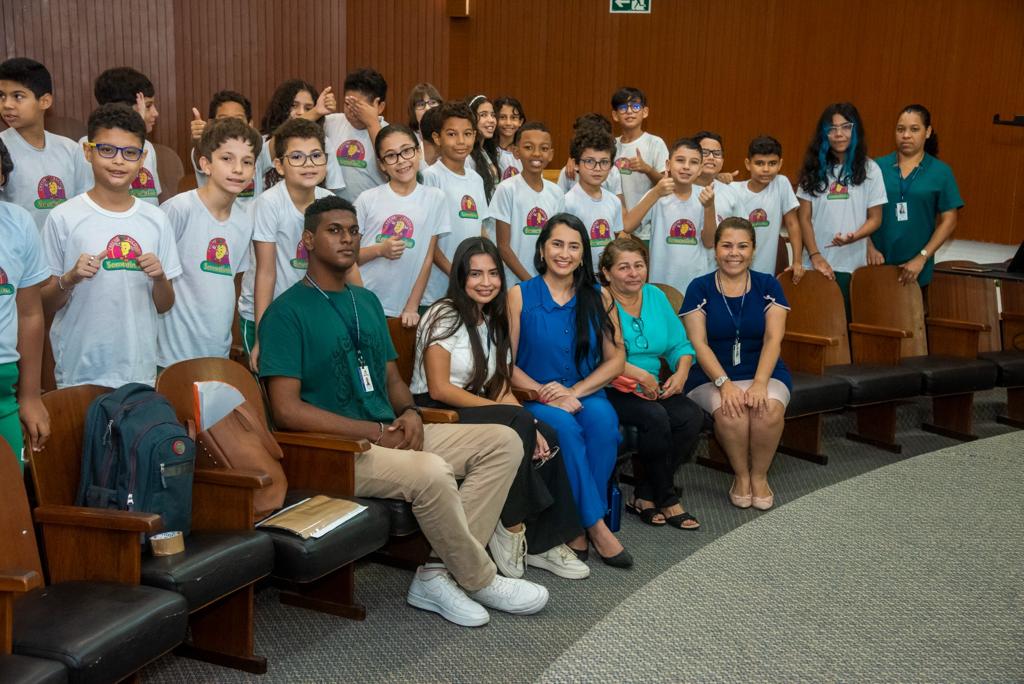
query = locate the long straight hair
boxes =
[797,102,869,195]
[421,237,512,399]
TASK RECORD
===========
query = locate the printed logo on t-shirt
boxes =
[827,180,849,200]
[0,267,13,296]
[102,235,143,271]
[501,166,519,180]
[590,219,612,247]
[376,214,416,248]
[130,168,158,198]
[458,195,479,219]
[523,207,548,235]
[614,157,632,176]
[290,241,309,270]
[34,175,68,209]
[666,219,697,245]
[336,140,367,168]
[239,180,255,198]
[748,208,769,227]
[200,238,232,276]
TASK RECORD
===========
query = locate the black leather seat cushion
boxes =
[141,531,274,611]
[978,350,1024,386]
[900,355,997,395]
[0,655,68,683]
[786,371,850,418]
[266,492,390,583]
[359,498,420,537]
[13,582,187,684]
[825,363,922,405]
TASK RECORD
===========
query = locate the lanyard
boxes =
[898,162,923,202]
[305,274,365,366]
[716,270,749,335]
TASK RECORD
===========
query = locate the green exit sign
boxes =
[610,0,651,12]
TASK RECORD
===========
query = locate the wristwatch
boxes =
[713,375,729,388]
[919,248,929,258]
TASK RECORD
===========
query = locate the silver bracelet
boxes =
[372,421,385,444]
[56,274,73,292]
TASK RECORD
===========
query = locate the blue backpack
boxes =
[76,383,196,538]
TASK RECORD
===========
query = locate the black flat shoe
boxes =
[570,546,589,562]
[596,547,633,569]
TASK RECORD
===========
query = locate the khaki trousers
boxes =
[353,422,522,591]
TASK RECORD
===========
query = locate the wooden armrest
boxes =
[783,331,839,347]
[848,322,912,339]
[194,467,271,489]
[1001,311,1024,322]
[421,407,458,423]
[33,505,162,533]
[273,431,371,453]
[0,569,42,593]
[512,387,539,402]
[926,317,989,332]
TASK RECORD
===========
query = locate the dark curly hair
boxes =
[260,79,319,136]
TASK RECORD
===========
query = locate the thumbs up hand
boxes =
[628,149,652,175]
[315,86,337,116]
[190,107,206,142]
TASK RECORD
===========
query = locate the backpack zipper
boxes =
[128,422,188,505]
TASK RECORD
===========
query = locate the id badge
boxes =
[359,365,375,392]
[731,339,741,367]
[896,201,909,222]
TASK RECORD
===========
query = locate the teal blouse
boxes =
[615,284,695,377]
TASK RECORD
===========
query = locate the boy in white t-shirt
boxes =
[187,90,262,210]
[355,124,450,325]
[693,130,740,226]
[562,126,623,271]
[422,101,489,305]
[158,118,261,368]
[0,58,89,229]
[79,67,163,205]
[491,122,565,285]
[324,68,389,203]
[0,143,50,470]
[611,87,669,241]
[41,104,182,388]
[730,136,803,278]
[557,114,625,207]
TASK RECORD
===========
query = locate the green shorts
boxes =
[240,318,257,358]
[0,362,24,472]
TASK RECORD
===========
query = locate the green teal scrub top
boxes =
[873,152,963,285]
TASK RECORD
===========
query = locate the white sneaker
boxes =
[468,574,548,615]
[488,523,527,578]
[527,543,591,580]
[406,564,490,627]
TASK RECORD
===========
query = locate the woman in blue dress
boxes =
[681,217,791,511]
[507,213,630,567]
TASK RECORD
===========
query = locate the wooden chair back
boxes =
[387,318,419,386]
[154,143,184,205]
[44,115,86,141]
[0,440,45,587]
[35,385,110,507]
[1001,280,1024,351]
[652,282,683,314]
[850,265,927,357]
[930,261,1001,352]
[178,172,199,194]
[774,234,790,276]
[778,270,851,365]
[155,358,267,428]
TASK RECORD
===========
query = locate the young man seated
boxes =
[258,195,549,627]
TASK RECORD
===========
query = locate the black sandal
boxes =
[663,511,700,530]
[626,500,666,526]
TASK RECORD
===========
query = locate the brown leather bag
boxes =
[196,400,287,516]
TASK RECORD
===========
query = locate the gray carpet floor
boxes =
[144,390,1022,683]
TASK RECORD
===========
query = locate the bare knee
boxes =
[713,409,749,438]
[750,401,786,430]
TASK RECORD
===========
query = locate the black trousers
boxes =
[605,390,704,508]
[413,396,583,553]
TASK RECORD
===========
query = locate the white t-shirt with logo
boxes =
[410,301,504,395]
[556,164,623,197]
[355,183,450,316]
[729,176,800,275]
[489,174,566,285]
[421,161,490,304]
[238,181,334,322]
[563,183,623,272]
[614,132,669,240]
[77,136,161,206]
[497,147,522,181]
[647,188,711,294]
[157,190,253,366]
[323,113,385,203]
[42,194,183,387]
[710,178,739,226]
[0,202,49,364]
[0,128,89,230]
[796,160,888,273]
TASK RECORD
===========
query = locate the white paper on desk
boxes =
[193,381,245,431]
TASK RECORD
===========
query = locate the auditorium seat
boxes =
[0,654,67,684]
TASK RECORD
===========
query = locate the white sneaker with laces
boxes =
[527,543,591,579]
[406,564,490,627]
[488,522,527,578]
[468,574,548,615]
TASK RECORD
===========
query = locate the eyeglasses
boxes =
[700,148,723,159]
[616,102,644,114]
[580,157,612,170]
[826,122,855,135]
[87,142,144,162]
[628,317,649,351]
[533,445,559,470]
[414,99,440,112]
[282,150,328,166]
[381,145,418,165]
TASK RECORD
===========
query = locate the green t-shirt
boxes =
[873,152,964,285]
[258,281,397,422]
